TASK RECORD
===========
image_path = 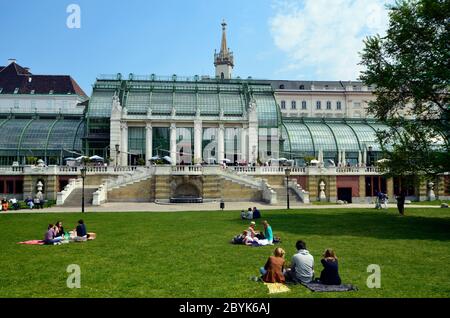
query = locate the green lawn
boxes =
[0,208,449,298]
[409,200,450,206]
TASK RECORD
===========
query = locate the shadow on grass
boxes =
[231,210,450,242]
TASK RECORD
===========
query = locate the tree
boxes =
[359,0,450,179]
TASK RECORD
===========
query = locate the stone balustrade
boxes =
[56,178,81,205]
[0,164,383,176]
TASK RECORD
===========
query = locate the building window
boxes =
[316,101,321,110]
[353,102,361,108]
[302,101,307,110]
[14,100,19,109]
[326,101,331,110]
[291,101,296,110]
[280,101,286,110]
[299,85,305,90]
[337,101,342,110]
[279,84,285,89]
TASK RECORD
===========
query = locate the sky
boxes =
[0,0,391,95]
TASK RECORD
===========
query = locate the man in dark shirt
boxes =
[397,190,406,216]
[76,219,87,237]
[252,207,261,219]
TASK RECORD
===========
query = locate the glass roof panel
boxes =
[304,122,337,152]
[254,94,278,128]
[327,123,360,152]
[282,122,314,154]
[151,91,172,115]
[87,90,115,118]
[174,92,197,115]
[220,93,244,115]
[198,93,219,115]
[126,91,150,114]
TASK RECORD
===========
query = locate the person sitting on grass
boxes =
[257,220,274,245]
[247,221,257,238]
[260,247,286,283]
[43,224,63,245]
[285,240,314,284]
[316,248,341,285]
[73,219,89,242]
[54,221,66,239]
[9,197,20,210]
[252,207,261,219]
[25,197,34,209]
[1,197,9,211]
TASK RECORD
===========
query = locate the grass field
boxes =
[0,208,449,298]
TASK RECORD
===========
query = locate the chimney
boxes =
[7,58,16,65]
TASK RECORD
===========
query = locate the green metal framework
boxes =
[0,117,85,164]
[281,118,390,160]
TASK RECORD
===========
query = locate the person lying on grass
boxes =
[259,247,286,283]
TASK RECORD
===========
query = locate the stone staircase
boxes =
[62,187,98,207]
[272,186,303,204]
[106,166,155,191]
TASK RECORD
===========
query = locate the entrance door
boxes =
[337,187,352,203]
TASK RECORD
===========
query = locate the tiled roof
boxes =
[0,62,87,98]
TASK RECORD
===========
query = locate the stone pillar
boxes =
[194,120,202,164]
[328,176,337,202]
[248,124,258,164]
[418,179,428,201]
[218,124,225,163]
[145,123,152,166]
[359,175,366,203]
[387,177,394,203]
[241,125,248,162]
[120,122,128,166]
[170,123,177,166]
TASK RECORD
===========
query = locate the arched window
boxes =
[279,84,285,89]
[221,72,224,80]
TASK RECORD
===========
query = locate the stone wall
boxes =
[108,178,153,202]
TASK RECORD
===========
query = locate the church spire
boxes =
[214,20,234,80]
[220,20,228,55]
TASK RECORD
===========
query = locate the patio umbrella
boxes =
[75,156,89,161]
[89,155,104,161]
[150,155,161,161]
[162,156,173,164]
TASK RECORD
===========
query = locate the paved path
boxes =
[1,201,441,213]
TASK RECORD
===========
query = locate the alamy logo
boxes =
[366,264,381,288]
[66,4,81,29]
[66,264,81,288]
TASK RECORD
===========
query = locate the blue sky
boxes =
[0,0,390,95]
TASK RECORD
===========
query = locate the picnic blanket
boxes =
[263,282,290,294]
[301,282,357,292]
[17,240,45,245]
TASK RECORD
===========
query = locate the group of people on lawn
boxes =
[1,195,45,211]
[238,220,274,246]
[260,240,341,285]
[44,219,94,245]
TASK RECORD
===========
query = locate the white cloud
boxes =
[269,0,390,80]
